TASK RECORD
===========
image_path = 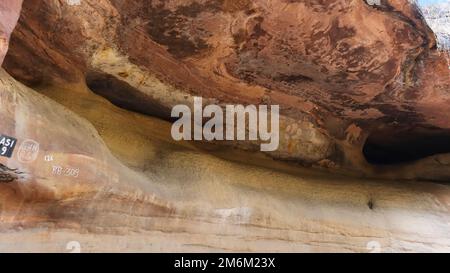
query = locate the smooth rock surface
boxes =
[1,69,449,252]
[0,0,449,253]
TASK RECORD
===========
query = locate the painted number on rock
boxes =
[0,135,17,158]
[52,165,80,178]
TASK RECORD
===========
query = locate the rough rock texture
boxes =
[420,1,450,50]
[3,0,450,180]
[1,69,450,252]
[0,0,22,64]
[0,0,450,252]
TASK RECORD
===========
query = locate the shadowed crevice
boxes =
[363,126,450,165]
[85,71,172,120]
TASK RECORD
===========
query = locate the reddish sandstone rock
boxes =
[3,0,450,179]
[0,0,22,64]
[0,0,450,253]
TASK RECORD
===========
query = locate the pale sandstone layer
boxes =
[0,69,449,252]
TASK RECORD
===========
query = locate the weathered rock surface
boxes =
[1,69,450,252]
[3,0,450,180]
[0,0,21,64]
[0,0,449,252]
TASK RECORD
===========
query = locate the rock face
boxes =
[0,0,22,64]
[420,1,450,50]
[3,0,450,180]
[0,0,450,252]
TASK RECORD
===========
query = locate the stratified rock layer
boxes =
[0,0,22,64]
[0,0,449,252]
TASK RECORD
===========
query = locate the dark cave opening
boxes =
[363,126,450,165]
[85,71,172,120]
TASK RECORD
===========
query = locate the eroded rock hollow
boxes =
[0,0,449,252]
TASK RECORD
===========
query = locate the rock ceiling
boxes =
[0,0,449,252]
